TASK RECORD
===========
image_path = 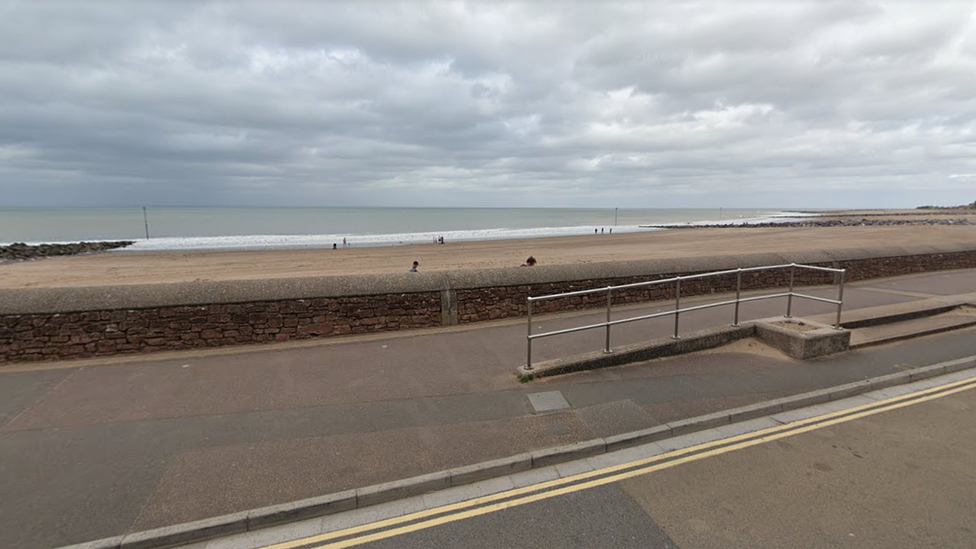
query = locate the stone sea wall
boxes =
[2,245,976,364]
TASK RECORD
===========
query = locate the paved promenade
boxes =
[2,269,976,549]
[237,366,976,549]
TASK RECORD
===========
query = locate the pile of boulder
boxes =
[0,241,135,261]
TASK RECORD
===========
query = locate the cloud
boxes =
[1,0,975,208]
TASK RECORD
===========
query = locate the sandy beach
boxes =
[2,213,975,289]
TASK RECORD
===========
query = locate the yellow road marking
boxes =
[262,375,976,549]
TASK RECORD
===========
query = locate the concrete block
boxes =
[356,471,452,508]
[868,371,912,391]
[519,324,754,379]
[247,489,357,530]
[829,380,873,401]
[942,357,976,373]
[604,425,673,452]
[754,317,850,359]
[449,454,532,486]
[727,401,783,423]
[531,439,607,468]
[55,537,123,549]
[776,389,832,412]
[712,416,781,438]
[120,512,249,549]
[668,410,730,437]
[910,365,946,382]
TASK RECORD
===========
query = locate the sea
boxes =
[0,207,813,252]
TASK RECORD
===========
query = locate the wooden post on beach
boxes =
[614,208,618,226]
[143,207,150,239]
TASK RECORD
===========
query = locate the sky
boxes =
[1,1,975,210]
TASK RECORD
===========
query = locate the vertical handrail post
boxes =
[786,264,795,318]
[835,270,846,329]
[733,269,742,326]
[672,277,682,339]
[604,287,612,353]
[525,298,533,370]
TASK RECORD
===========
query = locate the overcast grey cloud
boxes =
[1,0,974,208]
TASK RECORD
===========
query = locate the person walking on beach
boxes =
[521,256,536,267]
[409,261,419,272]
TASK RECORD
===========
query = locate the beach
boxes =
[2,220,975,289]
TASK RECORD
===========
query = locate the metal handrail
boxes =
[525,263,846,370]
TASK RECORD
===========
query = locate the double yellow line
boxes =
[262,375,976,549]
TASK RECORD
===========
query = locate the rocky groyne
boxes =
[0,241,135,262]
[643,218,976,229]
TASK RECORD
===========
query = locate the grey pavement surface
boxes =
[189,366,976,549]
[2,269,976,549]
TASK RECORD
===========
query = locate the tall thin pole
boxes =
[614,208,618,226]
[604,287,612,354]
[672,278,681,339]
[525,299,533,370]
[143,207,150,240]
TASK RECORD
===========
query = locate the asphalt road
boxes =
[317,380,976,549]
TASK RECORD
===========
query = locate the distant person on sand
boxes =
[333,243,337,249]
[409,261,419,272]
[343,237,347,247]
[521,256,536,267]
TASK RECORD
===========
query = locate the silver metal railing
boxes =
[525,263,846,370]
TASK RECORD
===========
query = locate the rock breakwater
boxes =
[0,241,134,261]
[643,218,976,229]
